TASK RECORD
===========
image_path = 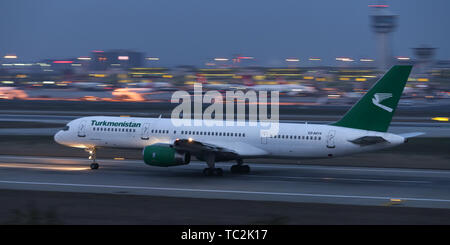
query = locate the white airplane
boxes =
[55,66,422,176]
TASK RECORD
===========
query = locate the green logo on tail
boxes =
[372,93,393,112]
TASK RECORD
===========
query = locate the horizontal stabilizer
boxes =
[399,132,425,139]
[349,136,389,146]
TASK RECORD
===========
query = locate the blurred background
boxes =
[0,0,448,108]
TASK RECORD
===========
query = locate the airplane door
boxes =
[326,130,336,148]
[78,121,87,137]
[260,131,268,144]
[140,123,151,140]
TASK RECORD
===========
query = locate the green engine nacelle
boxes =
[143,144,190,167]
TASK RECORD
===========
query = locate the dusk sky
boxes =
[1,0,449,66]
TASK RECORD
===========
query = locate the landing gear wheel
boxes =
[90,163,99,170]
[241,165,250,174]
[215,168,223,176]
[203,168,223,176]
[230,165,250,174]
[203,153,222,176]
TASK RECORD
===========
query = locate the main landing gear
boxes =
[203,153,223,176]
[230,159,250,174]
[85,147,99,170]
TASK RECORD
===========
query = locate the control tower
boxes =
[412,45,436,74]
[370,2,397,70]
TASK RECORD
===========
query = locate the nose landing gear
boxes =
[85,148,99,170]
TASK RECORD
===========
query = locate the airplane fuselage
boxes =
[54,116,405,160]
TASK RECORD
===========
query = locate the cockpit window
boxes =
[62,126,70,131]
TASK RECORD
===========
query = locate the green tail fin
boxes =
[332,65,413,132]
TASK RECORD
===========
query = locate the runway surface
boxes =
[0,155,450,209]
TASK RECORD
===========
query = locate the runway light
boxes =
[389,199,403,205]
[396,56,410,61]
[285,58,300,62]
[114,157,125,160]
[214,58,229,61]
[309,58,321,61]
[431,117,449,122]
[360,58,374,62]
[336,57,354,62]
[53,60,73,64]
[417,78,429,82]
[3,55,17,59]
[369,5,389,8]
[146,57,160,61]
[118,56,129,61]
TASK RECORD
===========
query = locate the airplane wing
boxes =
[348,136,389,146]
[172,138,268,161]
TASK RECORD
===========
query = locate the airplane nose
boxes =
[54,130,63,144]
